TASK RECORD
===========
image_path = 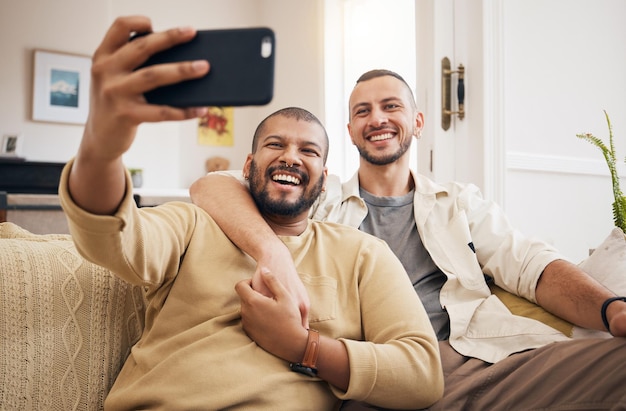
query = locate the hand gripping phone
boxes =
[132,27,275,107]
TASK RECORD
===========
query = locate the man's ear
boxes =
[347,123,357,145]
[242,154,254,179]
[413,111,425,136]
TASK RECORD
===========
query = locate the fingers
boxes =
[235,278,254,300]
[93,19,209,96]
[95,16,198,69]
[259,269,289,300]
[237,270,287,302]
[121,26,199,71]
[106,103,209,125]
[88,15,212,126]
[94,15,153,60]
[251,267,274,299]
[127,59,210,96]
[250,263,310,328]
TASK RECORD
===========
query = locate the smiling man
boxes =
[246,111,327,220]
[57,16,443,410]
[348,73,418,168]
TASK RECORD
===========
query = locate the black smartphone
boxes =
[132,27,275,107]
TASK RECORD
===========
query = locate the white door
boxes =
[416,0,504,199]
[417,0,626,262]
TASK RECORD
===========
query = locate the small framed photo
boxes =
[32,49,91,125]
[1,134,22,157]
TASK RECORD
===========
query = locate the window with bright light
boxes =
[324,0,416,180]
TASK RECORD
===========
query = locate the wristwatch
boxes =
[289,329,319,377]
[601,296,626,333]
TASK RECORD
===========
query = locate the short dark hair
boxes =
[356,69,408,85]
[354,69,417,110]
[251,107,329,162]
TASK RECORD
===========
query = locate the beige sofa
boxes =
[1,219,624,410]
[0,222,145,410]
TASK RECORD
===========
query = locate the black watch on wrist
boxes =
[289,329,319,377]
[601,296,626,333]
[289,362,318,377]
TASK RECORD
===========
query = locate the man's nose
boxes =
[369,108,388,127]
[280,147,302,167]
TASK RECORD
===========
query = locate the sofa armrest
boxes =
[0,222,146,410]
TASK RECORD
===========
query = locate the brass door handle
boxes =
[442,57,465,131]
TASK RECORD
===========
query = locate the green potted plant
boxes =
[128,168,143,188]
[576,111,626,233]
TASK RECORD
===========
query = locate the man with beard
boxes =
[191,69,626,409]
[58,17,443,410]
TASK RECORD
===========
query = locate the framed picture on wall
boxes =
[32,50,91,125]
[0,134,22,157]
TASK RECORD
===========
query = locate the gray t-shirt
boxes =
[359,188,450,340]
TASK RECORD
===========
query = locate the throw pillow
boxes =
[0,222,146,410]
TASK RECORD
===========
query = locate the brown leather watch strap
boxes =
[301,329,320,369]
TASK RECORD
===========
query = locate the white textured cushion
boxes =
[0,222,145,410]
[574,227,626,338]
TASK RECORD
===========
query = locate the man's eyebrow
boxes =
[262,134,283,141]
[352,97,403,111]
[262,134,323,151]
[380,96,403,105]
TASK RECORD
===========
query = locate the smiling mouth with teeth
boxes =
[272,174,301,185]
[369,133,394,142]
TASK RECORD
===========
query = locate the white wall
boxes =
[0,0,324,189]
[502,0,626,261]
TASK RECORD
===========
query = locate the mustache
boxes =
[267,165,308,183]
[366,125,398,134]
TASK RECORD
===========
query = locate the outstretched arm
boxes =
[536,259,626,336]
[69,16,209,213]
[190,173,310,327]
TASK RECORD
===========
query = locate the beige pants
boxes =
[342,338,626,411]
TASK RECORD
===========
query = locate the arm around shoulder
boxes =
[189,170,298,274]
[190,171,311,325]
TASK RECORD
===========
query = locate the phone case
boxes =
[137,28,275,107]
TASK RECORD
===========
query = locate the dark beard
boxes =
[249,161,324,217]
[357,137,412,166]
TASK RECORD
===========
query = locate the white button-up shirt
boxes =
[309,170,570,363]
